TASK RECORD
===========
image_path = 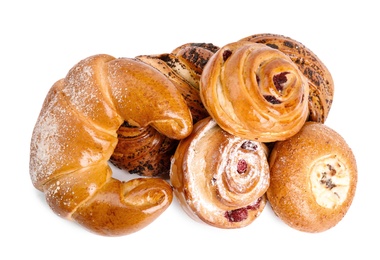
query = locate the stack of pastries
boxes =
[30,34,357,236]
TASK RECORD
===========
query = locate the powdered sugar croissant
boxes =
[29,54,193,236]
[200,41,310,142]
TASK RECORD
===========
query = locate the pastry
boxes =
[170,117,269,228]
[267,121,357,233]
[29,54,193,236]
[136,42,219,124]
[240,33,334,123]
[110,43,219,176]
[110,122,176,177]
[200,41,310,142]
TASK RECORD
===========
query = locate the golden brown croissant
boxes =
[29,54,193,236]
[200,41,310,142]
[239,33,334,123]
[136,42,219,124]
[110,43,219,177]
[170,116,269,228]
[267,122,357,233]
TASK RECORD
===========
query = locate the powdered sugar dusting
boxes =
[30,92,67,187]
[182,118,269,226]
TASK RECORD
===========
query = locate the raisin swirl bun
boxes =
[240,33,334,123]
[170,117,269,228]
[267,122,357,233]
[200,41,310,142]
[110,43,219,177]
[29,54,193,236]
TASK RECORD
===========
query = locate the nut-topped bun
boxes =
[267,122,357,233]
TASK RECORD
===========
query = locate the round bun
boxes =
[267,121,357,232]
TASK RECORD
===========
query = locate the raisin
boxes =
[241,141,257,151]
[223,50,232,61]
[264,95,281,104]
[273,72,289,91]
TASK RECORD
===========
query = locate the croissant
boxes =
[136,42,219,124]
[170,116,269,228]
[199,40,310,142]
[29,54,193,236]
[267,122,357,233]
[110,43,219,177]
[239,33,334,123]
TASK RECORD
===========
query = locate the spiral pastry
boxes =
[200,41,310,142]
[110,122,177,177]
[240,33,334,123]
[170,117,269,228]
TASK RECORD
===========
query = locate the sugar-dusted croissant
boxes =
[110,43,219,177]
[267,122,357,233]
[170,116,269,228]
[29,54,193,236]
[200,41,310,142]
[239,33,334,123]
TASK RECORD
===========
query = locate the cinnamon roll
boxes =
[170,117,269,228]
[200,41,309,142]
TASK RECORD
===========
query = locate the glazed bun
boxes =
[267,122,357,232]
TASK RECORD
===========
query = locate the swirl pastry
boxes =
[240,33,334,123]
[267,122,357,233]
[170,117,269,228]
[200,41,310,142]
[110,43,219,177]
[110,123,176,177]
[29,54,193,236]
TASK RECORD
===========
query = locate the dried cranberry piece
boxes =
[224,197,263,223]
[224,208,248,222]
[237,159,247,173]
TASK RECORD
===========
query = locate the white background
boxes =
[1,0,378,259]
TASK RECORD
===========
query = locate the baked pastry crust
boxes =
[29,54,193,236]
[170,117,269,228]
[200,41,309,142]
[110,43,219,177]
[240,33,334,123]
[267,122,357,233]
